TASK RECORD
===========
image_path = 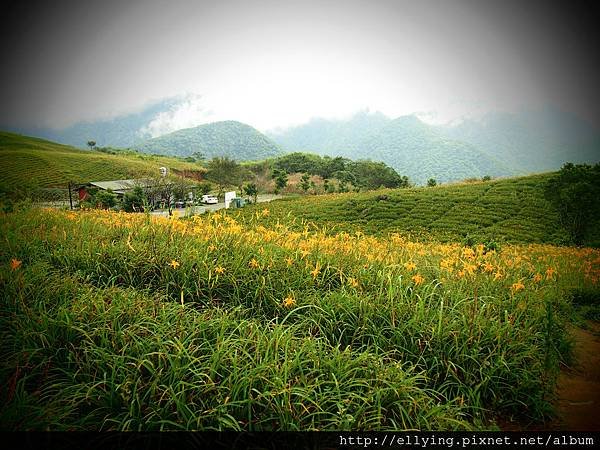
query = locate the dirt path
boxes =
[551,321,600,431]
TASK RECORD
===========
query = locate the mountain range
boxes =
[4,97,181,149]
[4,98,599,185]
[268,109,600,184]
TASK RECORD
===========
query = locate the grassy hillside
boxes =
[0,131,203,191]
[233,173,595,246]
[135,120,282,160]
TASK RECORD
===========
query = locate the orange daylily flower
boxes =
[404,261,417,271]
[412,274,424,285]
[283,296,296,308]
[511,281,525,292]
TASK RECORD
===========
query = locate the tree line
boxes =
[545,162,600,245]
[266,152,410,190]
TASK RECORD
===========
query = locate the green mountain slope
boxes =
[270,113,514,184]
[441,109,600,173]
[0,131,202,191]
[267,110,390,156]
[270,109,600,185]
[232,173,599,246]
[353,115,512,184]
[136,120,282,160]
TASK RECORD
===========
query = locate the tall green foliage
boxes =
[350,160,409,189]
[122,186,146,212]
[94,189,117,209]
[272,169,288,194]
[207,157,247,198]
[270,152,409,190]
[545,162,600,245]
[244,183,258,203]
[299,173,311,193]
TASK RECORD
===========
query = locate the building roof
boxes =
[87,179,152,194]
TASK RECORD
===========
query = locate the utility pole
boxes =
[68,181,73,210]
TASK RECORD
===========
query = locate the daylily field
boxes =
[1,207,599,430]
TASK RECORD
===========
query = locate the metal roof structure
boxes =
[87,179,152,195]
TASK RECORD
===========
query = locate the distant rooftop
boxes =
[88,179,152,193]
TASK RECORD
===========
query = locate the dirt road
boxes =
[150,194,282,217]
[553,322,600,431]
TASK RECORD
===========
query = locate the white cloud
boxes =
[139,93,217,138]
[6,0,593,132]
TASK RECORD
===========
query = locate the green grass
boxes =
[1,131,598,431]
[2,208,597,430]
[0,131,202,191]
[232,174,587,246]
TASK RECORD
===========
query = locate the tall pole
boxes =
[68,181,73,210]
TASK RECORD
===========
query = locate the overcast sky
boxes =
[1,0,599,133]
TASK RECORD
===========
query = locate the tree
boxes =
[323,178,335,194]
[87,140,96,151]
[122,186,146,212]
[272,169,288,194]
[545,162,600,245]
[235,167,253,195]
[184,152,206,164]
[300,173,311,193]
[274,152,324,175]
[333,170,357,187]
[350,160,407,190]
[321,156,348,179]
[94,189,117,209]
[135,174,176,214]
[244,183,258,204]
[206,157,245,199]
[195,182,212,197]
[171,175,194,205]
[427,178,437,187]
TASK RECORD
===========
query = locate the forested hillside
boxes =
[352,116,510,184]
[270,109,600,185]
[267,110,390,156]
[441,109,600,173]
[135,121,282,161]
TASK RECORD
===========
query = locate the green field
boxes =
[0,131,202,191]
[1,131,599,431]
[1,208,599,430]
[232,175,599,247]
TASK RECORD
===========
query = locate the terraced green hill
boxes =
[0,131,202,191]
[234,174,599,246]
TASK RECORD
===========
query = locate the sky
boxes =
[1,0,599,134]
